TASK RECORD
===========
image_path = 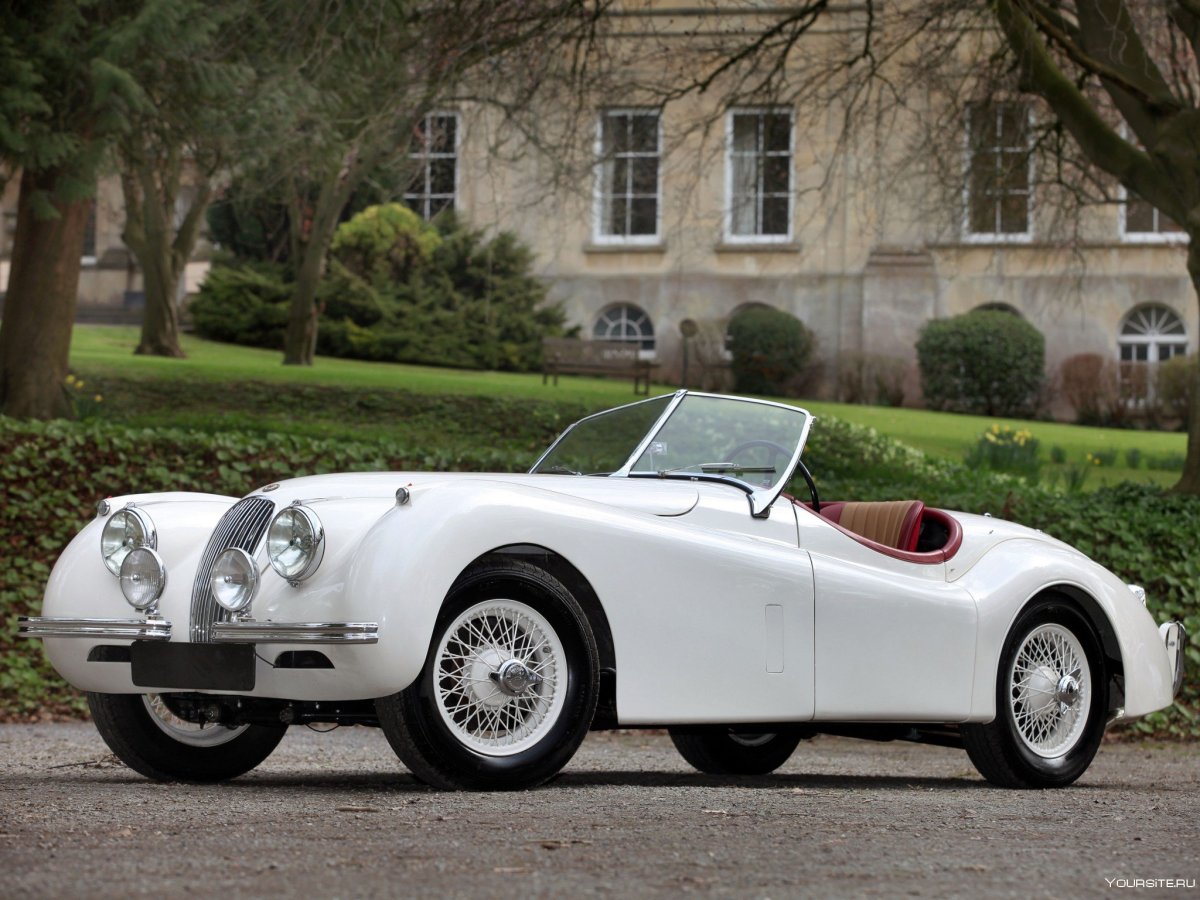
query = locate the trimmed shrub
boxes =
[193,208,565,372]
[727,306,816,395]
[187,261,290,349]
[917,310,1045,416]
[1157,354,1197,427]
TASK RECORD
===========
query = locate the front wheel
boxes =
[376,561,599,790]
[87,692,287,782]
[669,728,806,775]
[962,600,1107,788]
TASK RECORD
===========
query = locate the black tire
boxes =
[376,560,599,791]
[87,692,286,782]
[962,599,1108,789]
[669,728,805,775]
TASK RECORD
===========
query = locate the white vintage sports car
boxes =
[20,391,1186,790]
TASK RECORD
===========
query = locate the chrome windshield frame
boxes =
[530,391,813,518]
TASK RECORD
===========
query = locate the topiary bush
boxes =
[187,260,290,349]
[727,306,816,396]
[916,310,1045,416]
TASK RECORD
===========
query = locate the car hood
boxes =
[248,471,701,518]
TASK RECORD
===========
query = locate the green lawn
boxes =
[70,325,1187,487]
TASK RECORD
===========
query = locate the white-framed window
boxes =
[965,101,1032,240]
[1118,304,1189,402]
[1121,193,1186,243]
[404,113,458,220]
[81,200,96,265]
[595,110,661,242]
[726,108,793,242]
[593,303,655,352]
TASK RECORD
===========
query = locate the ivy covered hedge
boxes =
[2,414,1195,736]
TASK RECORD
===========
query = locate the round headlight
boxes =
[101,508,157,576]
[266,505,325,583]
[120,547,167,611]
[211,548,259,613]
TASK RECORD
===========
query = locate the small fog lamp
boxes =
[211,548,259,613]
[120,547,167,611]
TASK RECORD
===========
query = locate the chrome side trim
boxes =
[17,616,172,640]
[209,621,379,644]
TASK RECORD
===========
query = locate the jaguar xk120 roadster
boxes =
[19,391,1186,789]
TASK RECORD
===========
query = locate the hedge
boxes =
[2,416,1195,736]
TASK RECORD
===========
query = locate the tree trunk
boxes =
[1172,238,1200,494]
[0,169,90,419]
[135,239,186,358]
[282,172,355,366]
[282,234,327,366]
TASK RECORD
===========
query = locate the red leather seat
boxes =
[818,500,925,552]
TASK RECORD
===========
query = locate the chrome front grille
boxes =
[190,496,275,642]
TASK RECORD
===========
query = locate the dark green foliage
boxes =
[194,206,565,372]
[205,184,293,265]
[727,306,817,395]
[917,311,1046,417]
[187,261,291,349]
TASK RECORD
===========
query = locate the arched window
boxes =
[1118,304,1188,365]
[594,304,655,351]
[1118,304,1188,403]
[973,302,1022,317]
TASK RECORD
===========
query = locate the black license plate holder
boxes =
[131,642,256,691]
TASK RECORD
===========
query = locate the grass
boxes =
[70,325,1187,488]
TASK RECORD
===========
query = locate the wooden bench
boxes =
[542,338,659,395]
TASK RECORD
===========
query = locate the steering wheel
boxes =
[726,440,821,513]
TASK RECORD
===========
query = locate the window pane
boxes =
[732,115,757,153]
[763,156,790,193]
[763,114,790,152]
[611,157,630,194]
[429,159,455,195]
[428,196,453,217]
[607,115,630,154]
[607,198,628,235]
[730,193,756,235]
[629,198,657,235]
[631,157,657,194]
[761,197,789,235]
[630,114,658,152]
[999,193,1028,233]
[427,116,455,152]
[999,104,1026,145]
[1125,197,1155,232]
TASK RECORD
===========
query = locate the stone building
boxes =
[1,6,1194,411]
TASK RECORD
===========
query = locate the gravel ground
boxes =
[0,724,1197,899]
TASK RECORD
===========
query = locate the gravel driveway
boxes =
[1,724,1196,898]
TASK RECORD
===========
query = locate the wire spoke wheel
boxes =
[142,694,248,748]
[1008,624,1090,758]
[433,599,567,757]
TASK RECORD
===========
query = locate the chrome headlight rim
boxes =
[211,547,260,613]
[101,507,157,576]
[119,547,167,611]
[266,505,325,584]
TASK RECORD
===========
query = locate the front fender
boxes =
[964,538,1176,721]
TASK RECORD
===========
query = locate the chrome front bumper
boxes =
[1161,621,1187,699]
[17,617,172,640]
[17,616,378,645]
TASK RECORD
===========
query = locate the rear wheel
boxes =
[962,600,1107,788]
[87,692,286,782]
[376,561,599,790]
[669,728,805,775]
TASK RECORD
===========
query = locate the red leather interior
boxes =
[794,500,964,565]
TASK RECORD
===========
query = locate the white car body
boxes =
[20,391,1186,789]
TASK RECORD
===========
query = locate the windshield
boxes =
[531,391,812,513]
